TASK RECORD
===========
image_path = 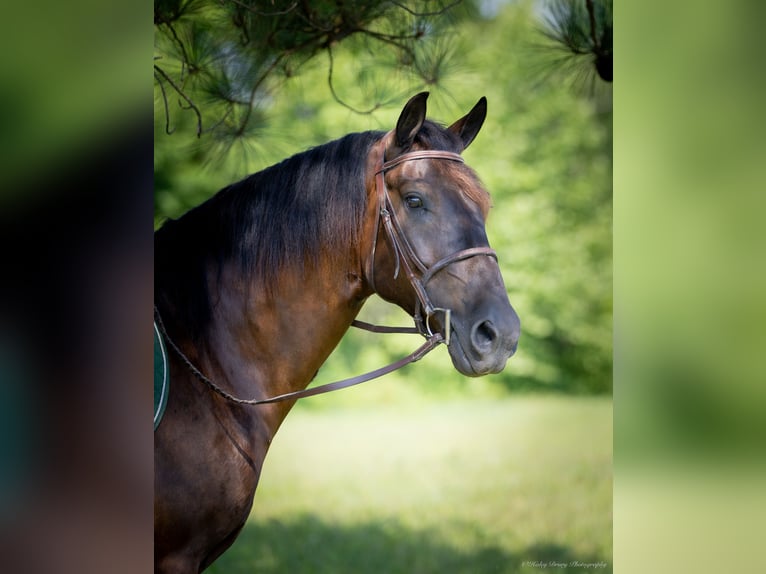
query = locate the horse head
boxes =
[364,92,521,376]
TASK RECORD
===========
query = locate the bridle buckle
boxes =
[426,307,451,346]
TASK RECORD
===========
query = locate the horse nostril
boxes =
[471,319,498,354]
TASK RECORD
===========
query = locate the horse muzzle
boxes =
[445,300,520,377]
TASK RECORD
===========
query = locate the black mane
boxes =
[155,121,462,341]
[155,130,384,340]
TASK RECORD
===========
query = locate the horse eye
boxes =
[404,194,423,209]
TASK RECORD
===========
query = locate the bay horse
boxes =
[154,92,521,573]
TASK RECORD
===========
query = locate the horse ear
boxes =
[448,96,487,151]
[387,92,429,159]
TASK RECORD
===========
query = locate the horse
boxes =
[154,92,521,573]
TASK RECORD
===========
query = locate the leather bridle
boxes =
[360,146,498,346]
[155,140,499,406]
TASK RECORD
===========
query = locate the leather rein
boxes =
[155,143,497,405]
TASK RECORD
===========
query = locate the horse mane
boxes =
[155,121,479,341]
[155,130,380,340]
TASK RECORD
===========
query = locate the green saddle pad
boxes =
[154,321,169,430]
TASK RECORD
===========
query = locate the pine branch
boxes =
[154,0,466,150]
[154,64,203,137]
[388,0,462,17]
[224,0,299,17]
[537,0,612,84]
[154,67,175,135]
[326,46,382,114]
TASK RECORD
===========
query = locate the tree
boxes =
[537,0,613,87]
[154,0,469,157]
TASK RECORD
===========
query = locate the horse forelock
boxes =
[412,121,492,219]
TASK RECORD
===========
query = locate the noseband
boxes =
[363,146,498,346]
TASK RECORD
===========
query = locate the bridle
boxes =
[362,145,498,345]
[155,138,498,406]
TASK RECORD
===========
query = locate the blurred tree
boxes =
[154,0,469,158]
[481,2,612,393]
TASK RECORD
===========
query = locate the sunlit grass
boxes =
[210,396,612,573]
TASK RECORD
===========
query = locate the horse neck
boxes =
[199,261,367,421]
[198,138,385,415]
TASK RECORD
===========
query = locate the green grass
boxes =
[209,396,612,573]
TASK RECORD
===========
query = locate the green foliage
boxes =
[154,0,470,156]
[155,0,613,395]
[538,0,613,84]
[208,397,613,573]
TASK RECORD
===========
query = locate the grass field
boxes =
[208,396,612,573]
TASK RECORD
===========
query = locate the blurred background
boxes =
[1,0,764,572]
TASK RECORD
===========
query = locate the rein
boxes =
[157,140,497,405]
[154,306,442,406]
